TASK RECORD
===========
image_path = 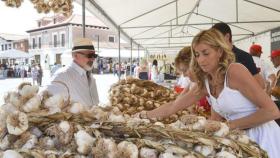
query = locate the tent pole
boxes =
[82,0,86,37]
[118,26,121,80]
[130,39,133,75]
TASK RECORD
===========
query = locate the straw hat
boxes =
[72,38,95,53]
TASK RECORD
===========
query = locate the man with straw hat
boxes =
[43,38,99,107]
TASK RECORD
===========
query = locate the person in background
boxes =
[51,62,61,76]
[249,44,276,94]
[212,22,265,89]
[270,49,280,126]
[20,66,25,80]
[151,59,159,83]
[174,46,211,115]
[174,46,195,93]
[31,64,38,85]
[37,64,43,86]
[137,59,149,80]
[43,38,99,106]
[140,29,280,158]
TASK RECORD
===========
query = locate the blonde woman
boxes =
[141,28,280,158]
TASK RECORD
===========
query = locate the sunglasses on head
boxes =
[77,52,98,58]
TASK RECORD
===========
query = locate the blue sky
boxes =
[0,1,92,35]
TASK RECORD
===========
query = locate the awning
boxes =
[0,49,33,59]
[77,0,280,54]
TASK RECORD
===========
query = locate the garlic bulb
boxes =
[0,135,10,150]
[237,134,250,144]
[59,121,70,133]
[93,138,118,158]
[3,150,23,158]
[89,106,109,122]
[1,103,18,114]
[68,102,86,114]
[44,94,64,114]
[194,145,214,157]
[216,151,237,158]
[168,120,186,129]
[183,154,197,158]
[164,145,189,156]
[22,134,38,149]
[19,84,39,99]
[38,137,55,149]
[214,122,229,137]
[0,109,7,133]
[4,92,22,107]
[117,141,138,158]
[108,114,126,122]
[154,122,165,128]
[159,152,183,158]
[140,147,158,158]
[74,130,96,154]
[30,127,43,137]
[22,95,41,112]
[6,111,28,135]
[127,117,150,128]
[192,117,206,131]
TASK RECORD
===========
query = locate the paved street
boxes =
[0,71,119,105]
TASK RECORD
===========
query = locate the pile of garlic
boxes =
[109,77,197,123]
[0,82,268,158]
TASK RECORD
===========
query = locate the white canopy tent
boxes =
[76,0,280,54]
[0,49,33,59]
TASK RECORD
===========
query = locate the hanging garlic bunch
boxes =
[30,0,73,16]
[2,0,22,8]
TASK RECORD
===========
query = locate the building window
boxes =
[8,44,11,49]
[1,45,4,51]
[61,34,65,47]
[54,35,57,47]
[32,38,36,49]
[38,37,41,49]
[109,35,115,43]
[5,44,7,50]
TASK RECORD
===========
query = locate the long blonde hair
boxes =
[191,28,235,91]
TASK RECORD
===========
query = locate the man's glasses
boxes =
[77,52,98,58]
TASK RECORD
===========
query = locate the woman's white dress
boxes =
[205,76,280,158]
